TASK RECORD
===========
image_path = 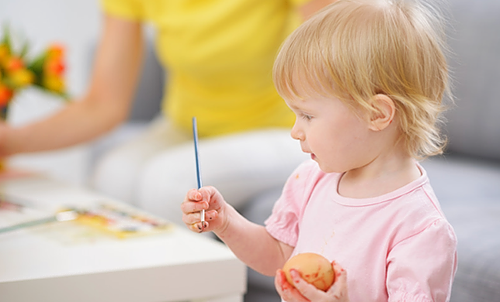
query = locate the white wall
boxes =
[0,0,101,185]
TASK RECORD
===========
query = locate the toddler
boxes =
[181,0,457,301]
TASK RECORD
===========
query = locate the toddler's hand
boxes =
[181,186,228,233]
[275,261,349,302]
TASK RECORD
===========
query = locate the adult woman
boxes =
[0,0,333,225]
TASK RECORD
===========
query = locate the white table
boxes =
[0,175,246,302]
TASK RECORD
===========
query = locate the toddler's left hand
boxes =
[275,261,349,302]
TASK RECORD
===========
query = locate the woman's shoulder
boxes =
[100,0,145,21]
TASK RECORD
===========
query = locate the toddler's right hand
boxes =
[181,186,228,233]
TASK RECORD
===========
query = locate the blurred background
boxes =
[0,0,101,185]
[1,0,499,185]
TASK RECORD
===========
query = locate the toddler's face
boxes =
[285,94,375,173]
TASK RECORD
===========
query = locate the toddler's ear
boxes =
[368,94,395,131]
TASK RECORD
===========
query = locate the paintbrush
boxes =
[192,117,205,226]
[0,210,78,234]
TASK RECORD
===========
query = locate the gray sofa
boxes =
[91,1,500,301]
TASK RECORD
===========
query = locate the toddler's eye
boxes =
[301,113,313,120]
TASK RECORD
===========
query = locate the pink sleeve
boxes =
[387,219,458,302]
[265,161,315,247]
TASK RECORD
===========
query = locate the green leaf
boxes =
[19,41,29,59]
[1,24,13,53]
[27,52,47,77]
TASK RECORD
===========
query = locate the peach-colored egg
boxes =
[282,252,335,291]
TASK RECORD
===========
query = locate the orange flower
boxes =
[47,44,64,60]
[0,84,14,107]
[44,58,65,76]
[40,45,66,94]
[5,56,24,72]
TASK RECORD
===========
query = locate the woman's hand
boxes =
[275,261,349,302]
[0,121,10,157]
[181,186,229,233]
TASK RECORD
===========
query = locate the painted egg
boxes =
[282,252,335,291]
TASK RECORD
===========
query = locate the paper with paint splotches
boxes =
[65,204,173,239]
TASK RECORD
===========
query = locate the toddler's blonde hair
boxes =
[273,0,451,159]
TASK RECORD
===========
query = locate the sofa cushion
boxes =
[442,204,500,302]
[422,156,500,302]
[444,0,500,161]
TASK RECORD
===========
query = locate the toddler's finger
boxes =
[198,187,216,204]
[327,262,349,300]
[332,262,347,284]
[180,200,199,216]
[275,270,295,301]
[187,188,202,201]
[275,269,293,293]
[289,269,322,302]
[195,221,209,233]
[182,194,208,213]
[204,209,218,222]
[182,211,205,225]
[186,222,202,233]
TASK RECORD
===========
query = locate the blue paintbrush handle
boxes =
[192,117,205,223]
[192,117,203,189]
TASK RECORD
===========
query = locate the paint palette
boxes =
[64,204,173,239]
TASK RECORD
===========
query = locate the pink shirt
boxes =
[266,160,457,302]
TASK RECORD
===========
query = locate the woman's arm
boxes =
[0,14,144,156]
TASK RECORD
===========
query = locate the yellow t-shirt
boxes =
[100,0,310,137]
